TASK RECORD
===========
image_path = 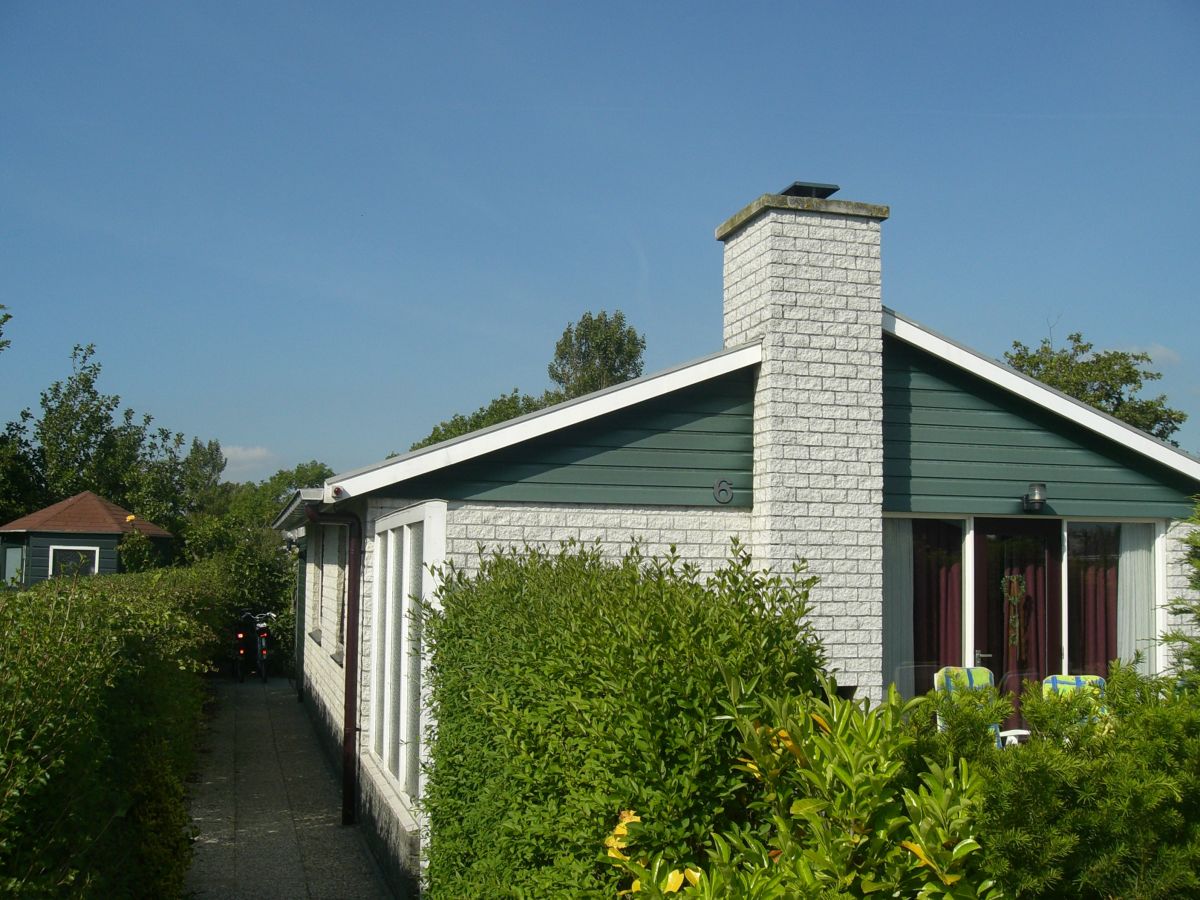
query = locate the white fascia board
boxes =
[883,308,1200,484]
[326,342,763,502]
[271,488,324,531]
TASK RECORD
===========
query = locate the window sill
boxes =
[308,628,323,646]
[332,646,345,667]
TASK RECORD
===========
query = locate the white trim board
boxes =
[324,342,763,503]
[883,308,1200,484]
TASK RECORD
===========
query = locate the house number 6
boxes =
[713,479,734,504]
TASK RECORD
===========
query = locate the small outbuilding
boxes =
[0,491,172,587]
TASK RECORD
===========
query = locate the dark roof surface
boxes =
[0,491,173,537]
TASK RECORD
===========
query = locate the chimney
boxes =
[717,182,890,699]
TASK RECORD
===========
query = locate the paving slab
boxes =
[186,674,394,899]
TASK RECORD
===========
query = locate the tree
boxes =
[410,389,546,451]
[1005,332,1187,443]
[0,304,10,354]
[0,418,44,524]
[410,310,647,450]
[547,309,645,400]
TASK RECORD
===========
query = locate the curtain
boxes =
[912,520,963,694]
[883,519,915,696]
[1117,523,1155,676]
[1001,542,1051,694]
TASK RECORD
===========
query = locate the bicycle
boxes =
[233,611,277,683]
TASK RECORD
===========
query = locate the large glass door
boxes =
[974,519,1062,716]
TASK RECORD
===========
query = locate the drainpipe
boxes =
[305,505,363,826]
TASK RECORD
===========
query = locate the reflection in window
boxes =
[50,547,99,578]
[884,519,963,696]
[1067,523,1155,676]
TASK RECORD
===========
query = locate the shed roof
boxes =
[0,491,173,537]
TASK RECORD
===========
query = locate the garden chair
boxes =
[933,666,1030,749]
[1042,673,1107,721]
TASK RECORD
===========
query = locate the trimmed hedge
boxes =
[0,562,230,897]
[422,541,827,899]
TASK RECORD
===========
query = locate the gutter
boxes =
[305,505,363,826]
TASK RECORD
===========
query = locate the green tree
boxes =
[0,304,10,354]
[410,388,546,451]
[1163,500,1200,685]
[0,418,44,524]
[1005,332,1187,443]
[547,308,645,400]
[411,310,646,450]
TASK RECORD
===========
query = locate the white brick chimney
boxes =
[716,183,889,699]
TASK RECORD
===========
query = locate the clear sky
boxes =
[3,2,1198,482]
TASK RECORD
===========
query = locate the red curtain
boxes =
[1068,526,1118,675]
[912,520,962,694]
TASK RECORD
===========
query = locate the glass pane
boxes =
[910,519,963,694]
[1067,523,1118,676]
[372,531,389,759]
[52,548,96,577]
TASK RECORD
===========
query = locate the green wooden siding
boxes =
[390,369,756,507]
[883,335,1200,517]
[17,533,121,585]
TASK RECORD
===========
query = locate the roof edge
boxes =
[882,307,1200,484]
[324,341,764,503]
[716,193,889,242]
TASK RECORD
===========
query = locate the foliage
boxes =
[0,305,9,354]
[410,389,546,451]
[916,664,1200,899]
[1,343,227,534]
[1163,498,1200,687]
[612,684,998,899]
[117,528,164,573]
[410,309,646,449]
[422,541,826,899]
[547,309,646,400]
[1005,331,1187,443]
[0,567,224,896]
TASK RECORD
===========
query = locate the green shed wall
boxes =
[882,335,1199,518]
[21,533,121,585]
[392,368,756,507]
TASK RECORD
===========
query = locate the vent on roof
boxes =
[779,181,840,199]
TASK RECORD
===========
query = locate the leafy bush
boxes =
[0,566,223,896]
[921,664,1200,899]
[422,541,827,899]
[612,682,999,899]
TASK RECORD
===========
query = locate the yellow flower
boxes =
[810,712,831,734]
[619,809,641,824]
[685,867,701,886]
[125,514,136,522]
[662,870,684,893]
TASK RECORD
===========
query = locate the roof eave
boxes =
[324,341,764,503]
[882,307,1200,484]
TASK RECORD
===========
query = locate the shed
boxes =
[0,491,173,586]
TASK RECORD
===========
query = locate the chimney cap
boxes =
[779,181,840,199]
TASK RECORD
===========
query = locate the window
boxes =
[1067,522,1156,676]
[3,545,24,585]
[371,501,446,801]
[883,518,964,696]
[49,546,100,578]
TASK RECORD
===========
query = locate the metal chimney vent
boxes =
[779,181,840,199]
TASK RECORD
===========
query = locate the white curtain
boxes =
[883,518,915,697]
[1117,523,1155,676]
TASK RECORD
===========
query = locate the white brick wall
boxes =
[443,501,750,575]
[720,196,888,700]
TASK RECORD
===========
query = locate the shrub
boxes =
[924,664,1200,899]
[422,541,827,899]
[0,567,220,896]
[612,682,999,899]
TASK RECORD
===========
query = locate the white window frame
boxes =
[884,512,1170,680]
[370,500,446,806]
[48,545,100,578]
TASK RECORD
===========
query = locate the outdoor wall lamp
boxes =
[1022,482,1047,513]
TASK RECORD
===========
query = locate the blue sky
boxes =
[3,2,1198,482]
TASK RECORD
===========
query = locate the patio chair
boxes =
[933,666,1031,749]
[1042,673,1107,721]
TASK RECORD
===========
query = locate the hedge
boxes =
[422,541,828,898]
[0,561,234,897]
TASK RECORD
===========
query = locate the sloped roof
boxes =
[0,491,173,537]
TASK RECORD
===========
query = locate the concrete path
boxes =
[186,675,394,899]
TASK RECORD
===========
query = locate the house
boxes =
[0,490,173,586]
[273,182,1200,892]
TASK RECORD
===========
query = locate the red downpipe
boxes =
[306,506,363,826]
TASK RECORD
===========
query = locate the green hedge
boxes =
[422,542,828,899]
[0,563,227,897]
